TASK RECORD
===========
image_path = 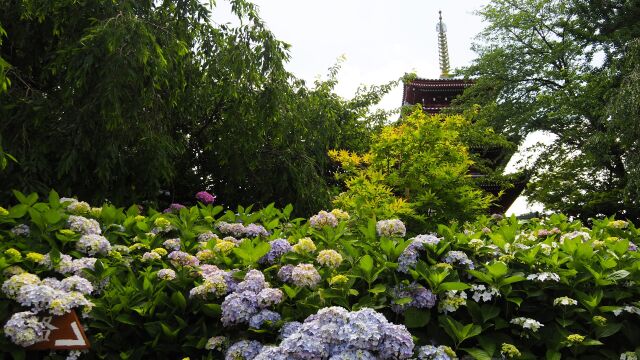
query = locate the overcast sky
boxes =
[212,0,544,215]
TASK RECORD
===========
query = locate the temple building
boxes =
[401,11,527,214]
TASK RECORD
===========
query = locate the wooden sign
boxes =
[28,310,90,350]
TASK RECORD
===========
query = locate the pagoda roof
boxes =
[402,77,474,107]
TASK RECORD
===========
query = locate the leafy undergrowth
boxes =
[1,190,639,360]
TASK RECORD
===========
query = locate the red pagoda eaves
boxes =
[402,78,474,114]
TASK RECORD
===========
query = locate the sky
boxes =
[212,0,545,215]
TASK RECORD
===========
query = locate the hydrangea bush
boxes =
[0,190,639,359]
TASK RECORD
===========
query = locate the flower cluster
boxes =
[391,282,437,313]
[260,239,292,264]
[397,234,440,273]
[253,307,414,359]
[417,345,457,359]
[330,208,350,221]
[68,215,102,235]
[510,317,544,332]
[290,263,321,288]
[221,270,282,328]
[309,210,338,229]
[292,237,317,254]
[195,191,216,204]
[560,231,591,243]
[157,269,176,281]
[553,296,577,306]
[316,249,343,268]
[438,290,467,314]
[442,251,474,269]
[470,284,500,302]
[163,203,185,213]
[526,272,560,282]
[167,251,199,267]
[40,253,97,275]
[76,234,111,256]
[3,311,48,347]
[226,340,264,360]
[217,222,268,238]
[163,238,181,251]
[376,219,406,237]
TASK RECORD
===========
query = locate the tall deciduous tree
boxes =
[454,0,640,222]
[0,0,390,214]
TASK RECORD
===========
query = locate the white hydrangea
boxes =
[553,296,577,306]
[510,317,544,332]
[526,272,560,282]
[471,284,500,302]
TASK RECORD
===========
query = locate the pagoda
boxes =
[401,11,527,214]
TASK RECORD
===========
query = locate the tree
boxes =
[331,109,493,231]
[454,0,640,222]
[0,0,391,214]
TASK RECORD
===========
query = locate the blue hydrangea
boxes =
[442,250,475,269]
[235,269,267,293]
[259,239,292,264]
[279,321,302,340]
[277,265,294,283]
[391,282,437,313]
[221,291,259,327]
[244,223,269,237]
[397,234,441,273]
[249,309,281,329]
[254,307,414,359]
[225,340,263,360]
[417,345,457,359]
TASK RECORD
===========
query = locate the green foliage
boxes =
[454,0,640,222]
[331,109,493,231]
[0,0,392,214]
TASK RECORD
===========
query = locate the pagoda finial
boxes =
[436,10,451,78]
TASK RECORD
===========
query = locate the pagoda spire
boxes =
[436,10,451,78]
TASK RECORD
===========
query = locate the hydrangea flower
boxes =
[442,251,474,269]
[167,251,199,267]
[3,311,47,347]
[189,275,228,298]
[397,234,440,273]
[470,284,500,302]
[376,219,406,237]
[198,231,219,243]
[501,343,521,359]
[226,340,264,360]
[260,239,292,264]
[316,249,343,268]
[76,234,111,256]
[67,200,91,215]
[279,321,302,340]
[142,251,161,262]
[60,276,93,295]
[205,336,228,351]
[391,283,437,313]
[309,210,339,229]
[257,288,284,308]
[417,345,457,359]
[221,291,259,327]
[236,270,267,293]
[292,237,317,254]
[195,191,216,204]
[2,273,41,299]
[526,272,560,282]
[277,265,295,283]
[163,203,185,213]
[217,222,247,238]
[157,269,176,281]
[162,238,181,251]
[68,215,102,235]
[438,291,467,314]
[249,309,281,329]
[214,240,237,254]
[560,231,591,243]
[290,264,321,288]
[254,307,414,359]
[244,224,269,237]
[510,317,544,332]
[196,249,215,262]
[11,224,31,237]
[553,296,577,306]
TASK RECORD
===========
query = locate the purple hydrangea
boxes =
[260,239,292,264]
[309,211,339,229]
[277,265,295,283]
[162,238,181,251]
[163,203,186,214]
[195,191,216,204]
[167,251,199,267]
[397,234,440,273]
[236,270,267,293]
[244,223,269,237]
[217,222,247,237]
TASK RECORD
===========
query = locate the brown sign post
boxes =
[28,310,91,350]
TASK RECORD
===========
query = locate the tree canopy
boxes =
[454,0,640,222]
[0,0,392,214]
